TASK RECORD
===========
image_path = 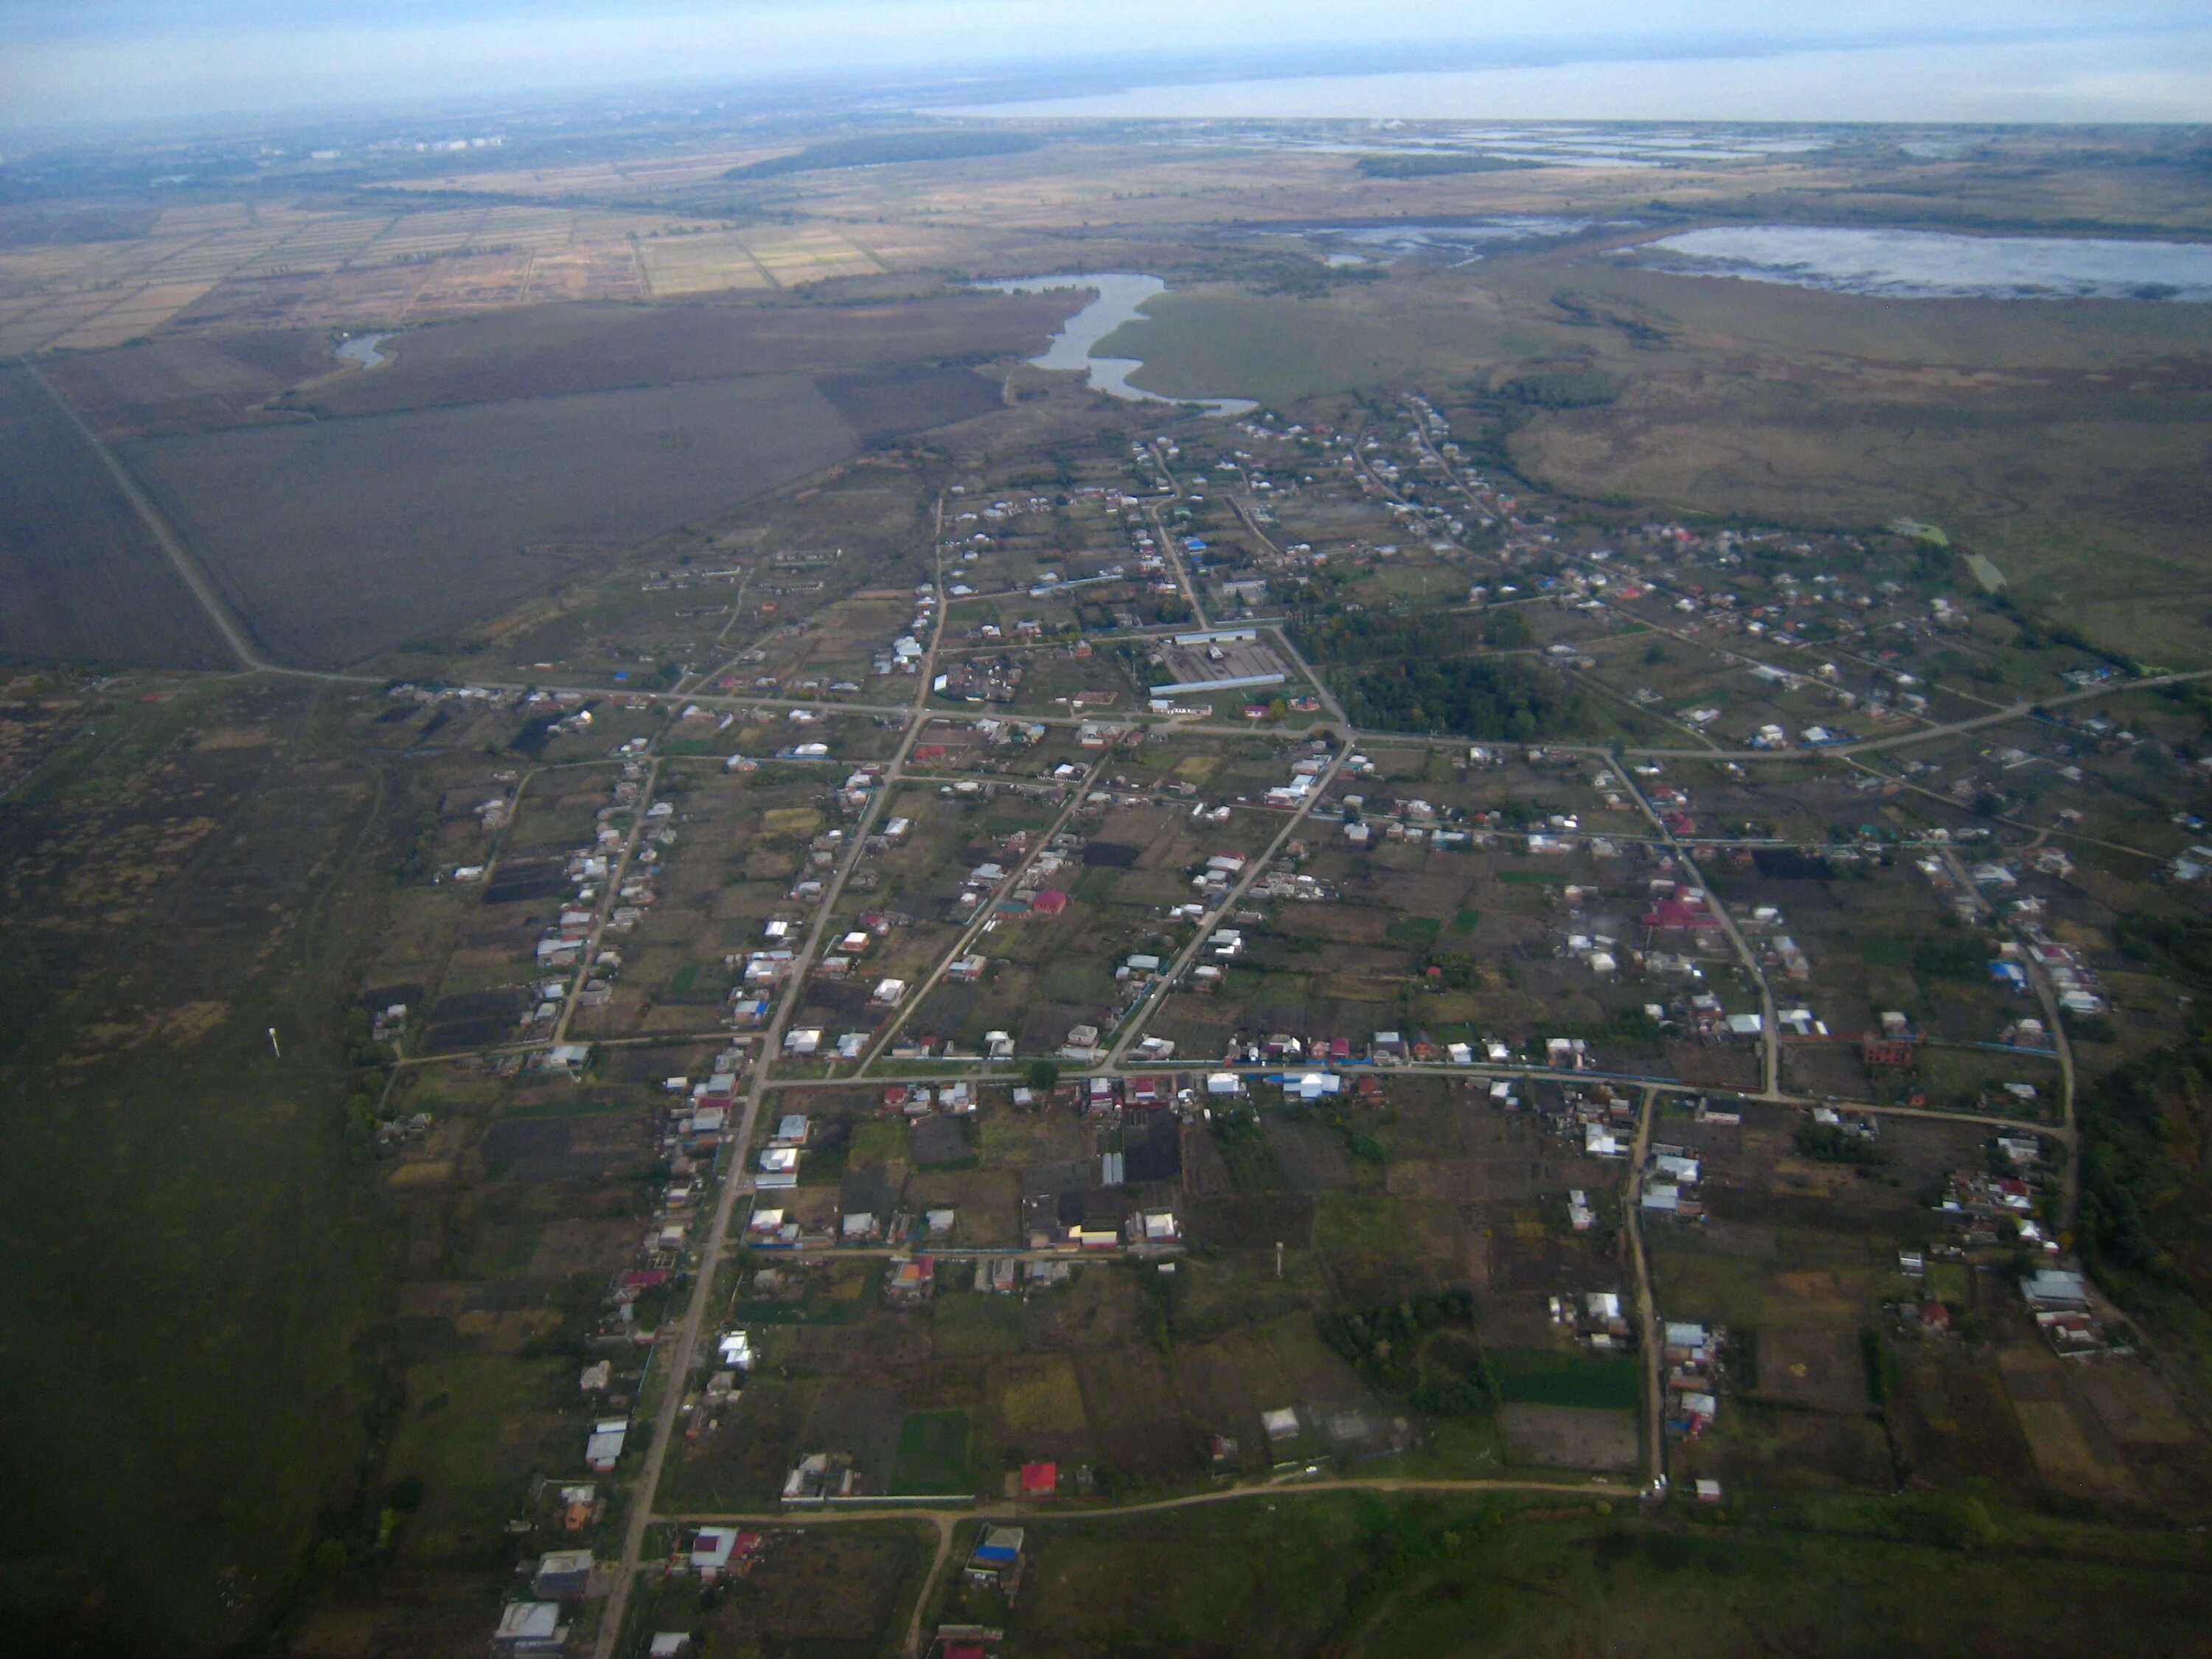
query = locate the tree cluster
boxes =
[1318,1288,1482,1397]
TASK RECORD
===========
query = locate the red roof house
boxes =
[1641,898,1719,930]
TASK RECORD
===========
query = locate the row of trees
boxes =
[1290,599,1531,664]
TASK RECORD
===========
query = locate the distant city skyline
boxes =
[4,1,2209,132]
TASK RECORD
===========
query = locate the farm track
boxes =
[21,356,290,677]
[1626,1087,1666,1491]
[307,661,2212,768]
[1105,737,1352,1068]
[389,1032,2065,1138]
[852,754,1108,1074]
[1607,752,1779,1096]
[661,1472,1642,1659]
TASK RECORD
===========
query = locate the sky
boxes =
[4,1,2211,133]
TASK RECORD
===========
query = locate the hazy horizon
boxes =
[5,1,2211,136]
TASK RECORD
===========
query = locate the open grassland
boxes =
[43,327,341,442]
[0,680,412,1657]
[636,222,886,293]
[1096,284,1562,407]
[285,290,1077,421]
[993,1490,2212,1658]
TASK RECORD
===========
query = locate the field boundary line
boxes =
[20,356,268,674]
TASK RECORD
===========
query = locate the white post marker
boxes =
[268,1026,281,1059]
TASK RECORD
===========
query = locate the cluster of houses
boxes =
[1533,1080,1638,1158]
[751,1109,813,1193]
[745,1197,954,1256]
[1739,902,1812,984]
[783,1450,860,1503]
[1660,1319,1725,1441]
[1639,1140,1705,1222]
[2017,1267,2131,1358]
[1900,1174,2126,1355]
[1338,790,1478,852]
[742,893,906,1047]
[496,1195,755,1649]
[2019,931,2106,1019]
[2167,840,2212,883]
[1891,1245,1966,1339]
[524,763,666,1018]
[1940,1135,2062,1256]
[940,826,1079,926]
[871,583,937,678]
[388,679,516,712]
[933,658,1026,702]
[676,1328,758,1447]
[1248,863,1338,903]
[1557,1288,1636,1355]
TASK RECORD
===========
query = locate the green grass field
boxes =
[1486,1348,1644,1411]
[0,682,402,1656]
[936,1293,1027,1358]
[1099,289,1557,408]
[995,1489,2212,1658]
[734,1262,881,1326]
[891,1409,972,1495]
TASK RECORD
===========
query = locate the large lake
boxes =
[1627,226,2212,302]
[984,274,1257,417]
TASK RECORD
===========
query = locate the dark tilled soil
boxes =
[0,364,230,669]
[125,372,860,668]
[288,291,1080,419]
